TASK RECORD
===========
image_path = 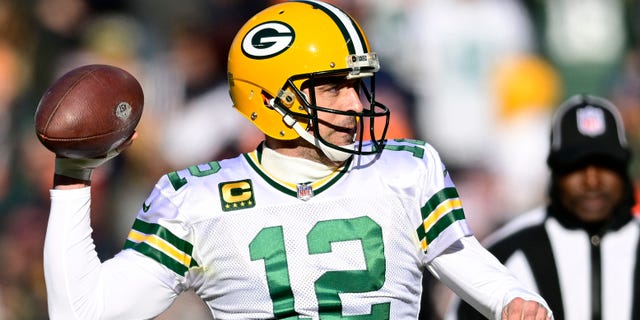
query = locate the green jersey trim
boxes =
[124,218,199,275]
[242,148,351,199]
[416,187,466,252]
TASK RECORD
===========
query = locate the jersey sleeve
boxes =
[123,172,202,284]
[44,187,178,320]
[430,236,553,320]
[413,141,473,263]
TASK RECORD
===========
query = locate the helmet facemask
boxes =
[271,67,390,162]
[228,1,389,160]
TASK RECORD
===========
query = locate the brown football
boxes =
[34,64,144,158]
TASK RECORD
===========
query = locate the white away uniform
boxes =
[44,139,549,319]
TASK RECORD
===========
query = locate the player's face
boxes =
[304,77,364,147]
[558,163,624,223]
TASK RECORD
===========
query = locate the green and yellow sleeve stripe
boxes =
[416,187,466,252]
[124,219,199,275]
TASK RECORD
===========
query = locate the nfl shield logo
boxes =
[296,183,314,201]
[576,106,605,137]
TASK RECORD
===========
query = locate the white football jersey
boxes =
[123,139,472,319]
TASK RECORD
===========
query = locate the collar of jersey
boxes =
[242,145,352,198]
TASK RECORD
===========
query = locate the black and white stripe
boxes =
[448,207,640,320]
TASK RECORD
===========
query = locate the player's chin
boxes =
[314,124,356,143]
[325,132,357,147]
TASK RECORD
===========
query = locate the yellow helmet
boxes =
[227,0,389,160]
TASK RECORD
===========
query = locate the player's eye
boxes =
[320,84,339,94]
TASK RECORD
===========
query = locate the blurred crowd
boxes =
[0,0,639,319]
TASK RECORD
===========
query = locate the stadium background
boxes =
[0,0,638,319]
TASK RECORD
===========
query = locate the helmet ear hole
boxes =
[262,92,273,108]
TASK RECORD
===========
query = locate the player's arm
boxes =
[45,186,178,319]
[410,142,552,319]
[427,236,552,320]
[52,132,137,189]
[45,133,182,319]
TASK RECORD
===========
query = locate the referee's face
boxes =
[558,163,624,223]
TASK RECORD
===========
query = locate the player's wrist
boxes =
[54,147,122,180]
[54,157,94,181]
[53,173,91,188]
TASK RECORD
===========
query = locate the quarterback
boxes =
[43,1,553,319]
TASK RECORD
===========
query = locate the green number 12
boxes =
[249,216,390,319]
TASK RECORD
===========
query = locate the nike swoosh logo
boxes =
[142,201,151,212]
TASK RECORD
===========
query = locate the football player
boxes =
[44,1,553,319]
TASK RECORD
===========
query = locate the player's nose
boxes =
[342,86,364,113]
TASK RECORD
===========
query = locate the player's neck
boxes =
[261,144,339,183]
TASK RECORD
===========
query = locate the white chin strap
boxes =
[275,100,354,162]
[294,124,354,162]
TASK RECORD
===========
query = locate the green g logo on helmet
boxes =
[241,22,295,59]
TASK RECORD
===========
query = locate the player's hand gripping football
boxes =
[54,131,138,182]
[34,64,144,186]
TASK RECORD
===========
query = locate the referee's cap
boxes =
[547,94,630,172]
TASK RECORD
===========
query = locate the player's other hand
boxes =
[53,131,138,188]
[501,297,552,320]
